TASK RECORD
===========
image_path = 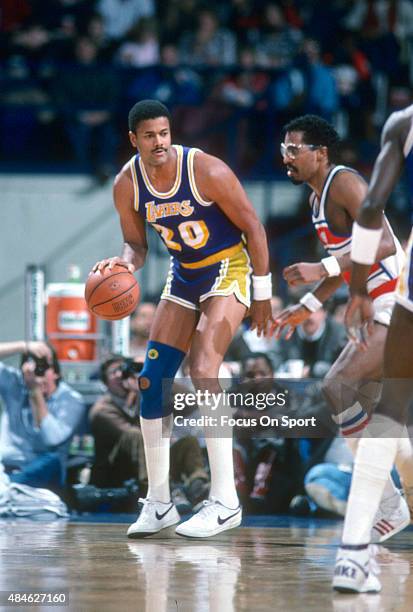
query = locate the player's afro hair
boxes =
[282,115,340,162]
[128,99,171,133]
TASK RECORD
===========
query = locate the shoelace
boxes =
[196,498,219,517]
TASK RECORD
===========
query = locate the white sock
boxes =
[140,415,172,503]
[342,415,402,544]
[338,403,399,501]
[345,434,399,501]
[200,397,238,508]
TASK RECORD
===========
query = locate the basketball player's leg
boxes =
[127,300,198,538]
[176,294,247,537]
[323,322,386,426]
[324,322,412,542]
[334,304,413,592]
[372,304,413,511]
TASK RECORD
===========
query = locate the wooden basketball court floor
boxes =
[0,516,412,612]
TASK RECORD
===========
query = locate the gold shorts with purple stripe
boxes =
[161,243,251,311]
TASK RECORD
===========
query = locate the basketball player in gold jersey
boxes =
[93,100,272,538]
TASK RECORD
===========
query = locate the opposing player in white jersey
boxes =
[271,115,413,547]
[335,105,413,592]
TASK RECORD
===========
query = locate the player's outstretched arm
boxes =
[194,152,272,334]
[345,111,407,345]
[93,167,148,273]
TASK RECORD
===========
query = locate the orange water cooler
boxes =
[46,282,98,361]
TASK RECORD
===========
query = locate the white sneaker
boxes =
[175,497,242,538]
[333,546,381,593]
[403,485,413,518]
[127,498,180,538]
[371,492,410,543]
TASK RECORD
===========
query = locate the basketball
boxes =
[85,264,140,320]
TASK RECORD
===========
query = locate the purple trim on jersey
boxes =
[133,147,242,264]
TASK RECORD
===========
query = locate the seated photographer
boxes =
[89,355,147,489]
[0,341,85,491]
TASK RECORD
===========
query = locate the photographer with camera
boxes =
[89,355,147,489]
[0,341,86,490]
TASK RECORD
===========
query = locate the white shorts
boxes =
[373,292,396,327]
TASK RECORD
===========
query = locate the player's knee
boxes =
[139,341,185,419]
[189,355,220,384]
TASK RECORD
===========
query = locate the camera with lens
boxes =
[29,355,50,377]
[119,358,143,380]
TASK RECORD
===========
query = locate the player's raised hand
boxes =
[283,262,326,286]
[249,299,273,337]
[344,294,375,351]
[92,256,135,274]
[269,304,311,340]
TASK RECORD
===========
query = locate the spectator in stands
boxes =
[51,36,119,182]
[115,17,160,67]
[226,0,262,48]
[80,12,114,61]
[8,20,53,65]
[29,0,94,35]
[179,7,237,66]
[343,0,403,77]
[255,3,302,68]
[160,0,200,47]
[298,38,338,121]
[0,340,85,491]
[129,302,156,359]
[276,307,347,378]
[89,354,147,488]
[97,0,155,41]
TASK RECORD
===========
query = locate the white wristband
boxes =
[299,292,323,313]
[252,273,272,300]
[351,222,383,265]
[321,256,341,277]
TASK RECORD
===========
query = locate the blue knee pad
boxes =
[139,341,186,419]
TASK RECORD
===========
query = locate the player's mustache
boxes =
[152,147,166,153]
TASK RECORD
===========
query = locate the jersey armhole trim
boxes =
[188,148,214,207]
[130,157,140,211]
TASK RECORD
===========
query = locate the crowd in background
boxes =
[0,0,413,185]
[1,0,413,517]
